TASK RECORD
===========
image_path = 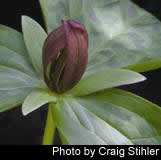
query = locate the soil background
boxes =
[0,0,161,144]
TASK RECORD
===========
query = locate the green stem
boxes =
[39,0,55,145]
[42,104,56,145]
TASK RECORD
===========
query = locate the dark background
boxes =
[0,0,161,145]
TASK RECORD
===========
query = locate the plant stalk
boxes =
[42,104,56,145]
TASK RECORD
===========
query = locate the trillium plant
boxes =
[1,0,161,145]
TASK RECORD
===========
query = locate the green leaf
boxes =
[69,68,146,96]
[22,88,57,115]
[86,0,161,73]
[39,0,49,32]
[0,65,45,90]
[52,98,133,145]
[76,89,161,144]
[39,0,70,32]
[0,25,37,77]
[40,0,161,72]
[22,16,47,76]
[125,59,161,73]
[0,25,40,112]
[0,24,29,57]
[0,46,37,77]
[58,129,69,145]
[0,88,32,112]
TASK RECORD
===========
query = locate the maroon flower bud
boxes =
[43,20,88,93]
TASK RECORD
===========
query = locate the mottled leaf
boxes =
[39,0,161,72]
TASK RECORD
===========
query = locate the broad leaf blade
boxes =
[125,59,161,73]
[0,24,29,57]
[0,24,40,112]
[76,89,161,144]
[101,89,161,136]
[39,0,70,33]
[70,68,146,96]
[52,98,133,145]
[0,25,37,77]
[0,88,32,112]
[22,89,57,115]
[40,0,161,72]
[22,16,47,76]
[0,65,45,90]
[86,0,161,73]
[0,46,37,77]
[58,130,70,145]
[39,0,48,31]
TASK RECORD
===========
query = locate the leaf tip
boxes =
[138,74,147,83]
[21,15,28,23]
[21,15,33,28]
[22,102,30,116]
[22,108,28,116]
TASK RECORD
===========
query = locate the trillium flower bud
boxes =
[43,20,88,93]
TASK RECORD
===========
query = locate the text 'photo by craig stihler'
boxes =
[53,146,160,158]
